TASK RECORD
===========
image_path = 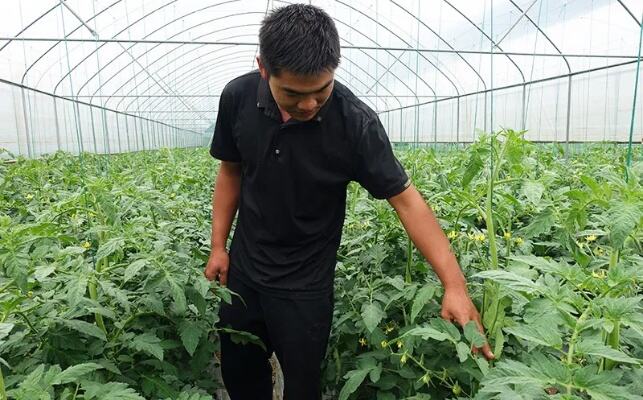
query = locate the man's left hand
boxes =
[440,286,495,361]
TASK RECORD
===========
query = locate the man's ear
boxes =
[257,56,268,80]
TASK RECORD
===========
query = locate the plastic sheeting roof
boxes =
[1,0,642,133]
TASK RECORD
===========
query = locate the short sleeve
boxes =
[209,86,241,162]
[353,116,410,199]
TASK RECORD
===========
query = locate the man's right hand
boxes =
[204,248,230,286]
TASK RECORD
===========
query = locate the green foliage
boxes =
[0,149,228,398]
[1,137,641,399]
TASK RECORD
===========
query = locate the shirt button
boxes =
[275,149,280,155]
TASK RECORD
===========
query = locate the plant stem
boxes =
[566,305,591,394]
[608,248,619,270]
[604,320,620,370]
[0,365,6,400]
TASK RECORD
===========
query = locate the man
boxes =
[204,4,493,399]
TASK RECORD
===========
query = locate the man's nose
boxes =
[298,97,317,111]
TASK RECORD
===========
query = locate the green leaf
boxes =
[82,381,145,400]
[521,208,555,238]
[401,326,450,342]
[52,363,104,385]
[168,277,187,315]
[522,180,545,204]
[99,281,131,312]
[339,368,371,400]
[57,318,107,341]
[369,364,382,383]
[362,302,385,333]
[474,270,542,294]
[130,332,164,361]
[576,339,640,364]
[410,285,435,324]
[66,275,88,307]
[0,322,14,340]
[123,259,147,283]
[179,320,203,356]
[463,321,486,347]
[34,265,56,281]
[95,237,125,262]
[608,202,641,249]
[504,322,563,348]
[508,255,559,273]
[462,150,483,188]
[456,341,470,362]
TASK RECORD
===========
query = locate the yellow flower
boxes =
[592,270,606,279]
[26,194,34,200]
[515,237,524,245]
[169,193,176,199]
[452,383,462,395]
[384,325,394,334]
[503,231,512,240]
[380,340,388,348]
[447,231,458,240]
[421,374,430,384]
[396,340,403,349]
[586,234,597,242]
[81,241,91,249]
[400,353,407,364]
[474,233,486,242]
[359,337,367,347]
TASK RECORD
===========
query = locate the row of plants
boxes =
[325,132,642,399]
[1,132,641,399]
[0,148,230,399]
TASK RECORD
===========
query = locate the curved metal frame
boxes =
[1,0,641,146]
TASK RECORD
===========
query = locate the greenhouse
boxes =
[0,0,641,399]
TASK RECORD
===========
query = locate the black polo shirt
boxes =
[210,70,409,298]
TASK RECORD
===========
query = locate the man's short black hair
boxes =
[259,4,340,76]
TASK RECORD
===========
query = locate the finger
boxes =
[481,342,495,360]
[204,267,214,281]
[219,269,228,287]
[474,315,495,360]
[440,309,453,321]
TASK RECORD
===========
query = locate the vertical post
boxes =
[89,106,98,153]
[483,91,488,136]
[101,108,110,154]
[456,97,460,145]
[399,109,403,144]
[115,113,122,154]
[53,97,62,152]
[433,100,438,149]
[139,118,146,151]
[521,84,527,130]
[565,75,572,153]
[625,12,643,181]
[20,87,33,158]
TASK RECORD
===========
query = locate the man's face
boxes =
[258,57,334,122]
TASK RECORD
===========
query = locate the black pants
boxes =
[218,271,334,400]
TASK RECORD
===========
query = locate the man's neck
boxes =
[277,105,292,123]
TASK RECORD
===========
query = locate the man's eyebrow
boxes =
[282,79,333,95]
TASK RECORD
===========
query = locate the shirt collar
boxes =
[256,76,334,124]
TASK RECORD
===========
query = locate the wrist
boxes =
[442,274,467,293]
[211,243,227,253]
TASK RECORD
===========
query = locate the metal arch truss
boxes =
[1,0,642,151]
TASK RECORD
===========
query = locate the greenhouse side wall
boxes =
[379,63,643,145]
[0,80,210,159]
